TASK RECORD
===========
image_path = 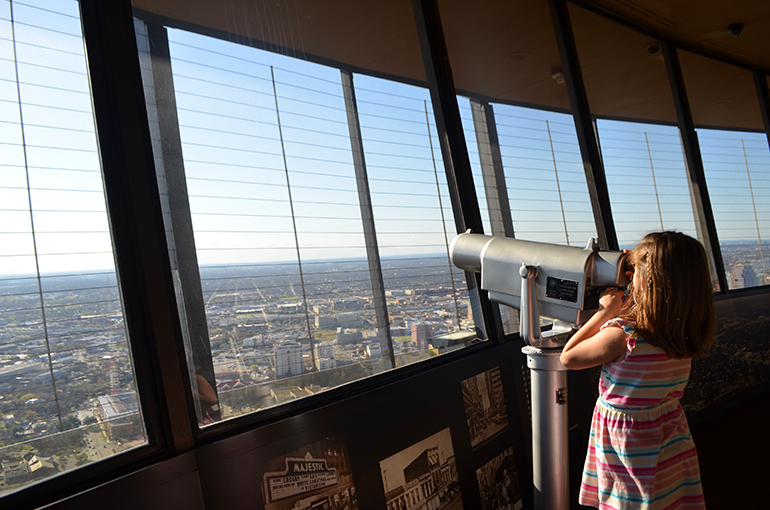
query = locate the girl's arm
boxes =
[560,288,628,370]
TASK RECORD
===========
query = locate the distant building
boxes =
[318,358,337,371]
[274,341,303,378]
[336,328,360,346]
[431,330,477,353]
[315,314,336,328]
[411,322,433,351]
[96,392,140,439]
[2,458,30,485]
[270,386,314,405]
[242,335,263,348]
[336,312,360,326]
[314,341,335,359]
[332,298,366,310]
[27,455,57,480]
[276,302,303,312]
[314,341,336,371]
[391,316,407,327]
[730,262,759,289]
[390,327,408,337]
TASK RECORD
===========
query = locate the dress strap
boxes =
[601,318,637,352]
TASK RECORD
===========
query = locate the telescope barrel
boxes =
[449,232,629,326]
[448,232,491,273]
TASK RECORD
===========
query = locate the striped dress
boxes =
[579,319,705,510]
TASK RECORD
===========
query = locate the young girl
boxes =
[561,231,715,510]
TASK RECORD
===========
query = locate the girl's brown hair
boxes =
[620,231,715,358]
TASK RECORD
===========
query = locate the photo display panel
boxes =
[261,435,357,510]
[194,341,534,510]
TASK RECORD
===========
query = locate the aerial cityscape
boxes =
[1,242,768,495]
[0,253,474,495]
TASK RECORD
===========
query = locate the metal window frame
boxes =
[548,0,618,251]
[340,70,397,370]
[2,1,195,509]
[662,43,729,293]
[411,0,505,343]
[77,0,196,451]
[140,19,221,427]
[470,100,515,239]
[756,73,770,150]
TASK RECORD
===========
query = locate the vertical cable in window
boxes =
[644,132,665,231]
[9,0,63,433]
[270,65,317,369]
[546,120,570,246]
[742,139,767,281]
[424,100,461,329]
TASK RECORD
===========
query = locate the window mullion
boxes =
[661,42,728,293]
[340,70,396,369]
[79,0,194,452]
[470,100,514,239]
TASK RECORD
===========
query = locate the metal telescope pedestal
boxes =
[518,264,572,510]
[523,346,569,510]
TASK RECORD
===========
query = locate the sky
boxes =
[1,0,769,279]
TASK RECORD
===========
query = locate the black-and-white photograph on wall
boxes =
[461,367,509,448]
[262,435,357,510]
[379,427,462,510]
[476,446,522,510]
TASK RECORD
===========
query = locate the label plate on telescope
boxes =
[546,277,578,302]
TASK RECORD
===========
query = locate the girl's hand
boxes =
[598,287,626,317]
[560,289,629,370]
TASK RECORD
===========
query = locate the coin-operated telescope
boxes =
[449,232,629,346]
[449,232,630,510]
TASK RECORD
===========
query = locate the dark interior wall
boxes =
[43,452,205,510]
[41,290,770,510]
[686,289,770,423]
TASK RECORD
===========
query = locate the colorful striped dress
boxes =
[579,319,705,510]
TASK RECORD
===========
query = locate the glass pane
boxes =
[484,105,597,334]
[494,105,596,246]
[597,120,699,247]
[698,129,770,289]
[571,7,719,286]
[134,1,482,424]
[353,75,480,366]
[0,0,145,496]
[679,51,769,289]
[153,28,386,421]
[438,0,592,336]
